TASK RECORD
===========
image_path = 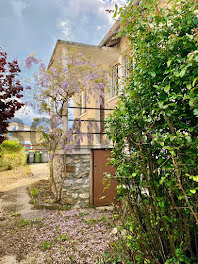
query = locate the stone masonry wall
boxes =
[62,153,90,208]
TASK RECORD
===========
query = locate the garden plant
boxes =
[105,0,198,263]
[0,140,26,170]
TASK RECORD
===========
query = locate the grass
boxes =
[28,180,55,206]
[84,218,98,225]
[30,187,39,197]
[79,212,89,217]
[57,235,67,242]
[18,218,32,229]
[41,240,53,251]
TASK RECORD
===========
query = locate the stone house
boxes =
[48,36,122,208]
[49,0,168,208]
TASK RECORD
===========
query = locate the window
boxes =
[122,55,130,78]
[79,91,86,116]
[110,64,119,98]
[122,52,135,79]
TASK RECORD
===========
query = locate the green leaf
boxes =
[160,177,166,185]
[158,200,164,208]
[188,53,194,61]
[163,215,170,221]
[192,77,198,87]
[186,135,192,143]
[191,176,198,182]
[183,94,190,100]
[193,109,198,116]
[164,85,170,93]
[151,72,156,78]
[113,4,118,18]
[180,69,186,78]
[178,195,184,200]
[127,241,131,248]
[153,85,159,89]
[127,235,132,240]
[186,83,192,90]
[167,60,172,67]
[190,189,196,194]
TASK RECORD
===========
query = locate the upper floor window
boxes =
[122,55,130,78]
[122,52,135,79]
[79,90,86,116]
[110,64,119,98]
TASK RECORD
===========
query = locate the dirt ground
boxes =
[0,164,49,192]
[0,164,117,264]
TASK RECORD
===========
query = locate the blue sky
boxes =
[0,0,125,125]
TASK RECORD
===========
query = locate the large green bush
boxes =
[105,0,198,263]
[0,140,26,170]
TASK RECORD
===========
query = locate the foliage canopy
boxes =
[105,0,198,263]
[0,48,24,143]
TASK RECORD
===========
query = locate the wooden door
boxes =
[92,149,117,207]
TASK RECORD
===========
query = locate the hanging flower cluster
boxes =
[24,49,107,153]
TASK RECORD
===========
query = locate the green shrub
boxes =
[0,140,26,170]
[105,0,198,263]
[0,140,23,152]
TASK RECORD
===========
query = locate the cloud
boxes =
[58,21,72,39]
[0,0,126,125]
[56,0,126,44]
[0,0,126,60]
[97,25,103,31]
[14,104,48,126]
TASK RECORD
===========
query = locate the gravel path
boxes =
[0,164,49,219]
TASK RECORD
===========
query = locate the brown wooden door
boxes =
[92,149,117,207]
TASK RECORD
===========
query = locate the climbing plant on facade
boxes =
[25,49,107,201]
[105,0,198,263]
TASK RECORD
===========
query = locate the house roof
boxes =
[98,21,121,47]
[48,0,141,68]
[48,39,120,69]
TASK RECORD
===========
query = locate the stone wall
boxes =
[53,154,91,208]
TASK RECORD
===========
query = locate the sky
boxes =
[0,0,125,126]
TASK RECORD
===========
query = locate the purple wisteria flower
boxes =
[49,153,54,161]
[25,56,39,69]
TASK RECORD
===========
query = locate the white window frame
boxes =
[110,64,119,99]
[79,90,86,116]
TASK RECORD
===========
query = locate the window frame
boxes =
[109,63,119,99]
[79,90,87,116]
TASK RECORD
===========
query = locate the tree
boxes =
[0,48,24,143]
[105,0,198,263]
